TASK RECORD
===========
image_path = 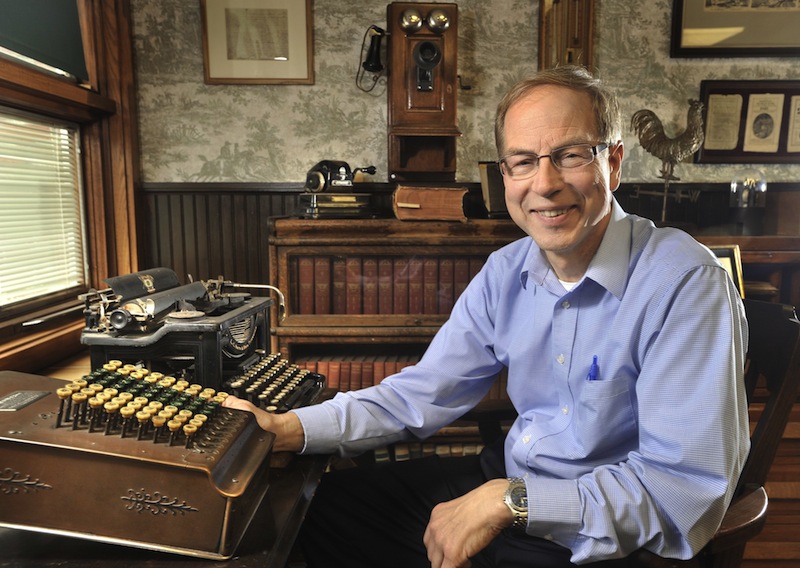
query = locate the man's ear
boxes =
[608,141,624,192]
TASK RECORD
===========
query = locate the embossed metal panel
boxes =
[0,371,274,560]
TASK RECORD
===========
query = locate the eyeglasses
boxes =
[498,143,610,181]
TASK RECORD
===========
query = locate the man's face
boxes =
[501,85,623,278]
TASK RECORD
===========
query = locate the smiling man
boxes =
[224,66,749,568]
[497,81,621,283]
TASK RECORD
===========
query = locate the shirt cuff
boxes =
[292,402,342,454]
[526,477,582,542]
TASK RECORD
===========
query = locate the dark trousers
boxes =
[297,443,636,568]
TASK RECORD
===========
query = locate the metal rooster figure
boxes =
[631,99,705,222]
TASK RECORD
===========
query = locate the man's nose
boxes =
[528,156,563,195]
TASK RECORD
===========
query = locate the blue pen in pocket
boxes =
[586,355,599,381]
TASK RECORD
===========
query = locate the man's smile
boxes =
[535,207,572,218]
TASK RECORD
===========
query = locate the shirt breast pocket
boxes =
[572,377,637,457]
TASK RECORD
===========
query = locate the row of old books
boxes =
[295,354,510,401]
[292,254,489,316]
[294,354,421,392]
[373,441,486,463]
[295,357,509,463]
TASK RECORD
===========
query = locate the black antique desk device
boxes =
[0,268,328,567]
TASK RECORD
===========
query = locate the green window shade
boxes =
[0,108,87,309]
[0,0,88,81]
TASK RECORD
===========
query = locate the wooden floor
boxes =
[41,355,800,566]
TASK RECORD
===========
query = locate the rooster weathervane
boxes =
[631,99,705,222]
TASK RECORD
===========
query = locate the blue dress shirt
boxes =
[293,200,750,563]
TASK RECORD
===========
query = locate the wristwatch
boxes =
[503,477,528,530]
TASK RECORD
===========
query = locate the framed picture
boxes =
[696,80,800,164]
[201,0,314,85]
[709,245,745,299]
[671,0,800,58]
[538,0,595,70]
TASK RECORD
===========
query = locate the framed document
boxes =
[697,80,800,164]
[201,0,314,85]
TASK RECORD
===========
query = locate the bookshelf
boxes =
[267,218,526,391]
[269,220,800,389]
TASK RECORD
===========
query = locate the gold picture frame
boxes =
[201,0,314,85]
[671,0,800,58]
[710,244,745,299]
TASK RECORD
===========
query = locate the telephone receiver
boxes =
[359,8,451,91]
[362,27,385,73]
[304,161,377,193]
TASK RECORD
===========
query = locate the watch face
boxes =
[509,484,527,509]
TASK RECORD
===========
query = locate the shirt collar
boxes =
[520,199,631,299]
[583,200,630,299]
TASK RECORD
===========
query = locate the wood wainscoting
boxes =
[140,183,303,285]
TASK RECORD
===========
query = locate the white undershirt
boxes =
[559,279,577,292]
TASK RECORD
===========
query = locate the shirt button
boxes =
[522,434,531,444]
[561,300,570,309]
[557,354,565,365]
[562,405,569,415]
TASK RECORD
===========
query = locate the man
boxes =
[224,66,749,567]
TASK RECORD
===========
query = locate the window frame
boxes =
[0,55,113,352]
[0,0,140,372]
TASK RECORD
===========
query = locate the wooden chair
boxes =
[462,298,800,568]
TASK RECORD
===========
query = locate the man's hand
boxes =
[222,395,305,453]
[423,478,514,568]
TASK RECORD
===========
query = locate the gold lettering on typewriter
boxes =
[138,273,156,293]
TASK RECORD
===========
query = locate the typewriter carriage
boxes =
[79,268,283,391]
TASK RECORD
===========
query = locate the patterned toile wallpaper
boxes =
[131,0,800,185]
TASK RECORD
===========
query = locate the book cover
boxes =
[408,258,424,314]
[393,257,409,314]
[373,355,388,383]
[438,256,454,314]
[422,257,439,314]
[374,447,391,463]
[393,444,411,461]
[361,356,375,388]
[332,256,347,314]
[478,161,509,218]
[378,257,394,315]
[338,360,352,392]
[384,355,399,377]
[327,359,341,391]
[392,186,468,222]
[362,257,379,315]
[297,256,315,314]
[316,355,331,385]
[469,256,485,280]
[453,256,470,303]
[349,356,364,391]
[345,257,363,314]
[314,256,331,315]
[294,357,315,372]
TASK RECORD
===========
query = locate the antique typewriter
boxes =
[79,267,290,391]
[0,269,326,559]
